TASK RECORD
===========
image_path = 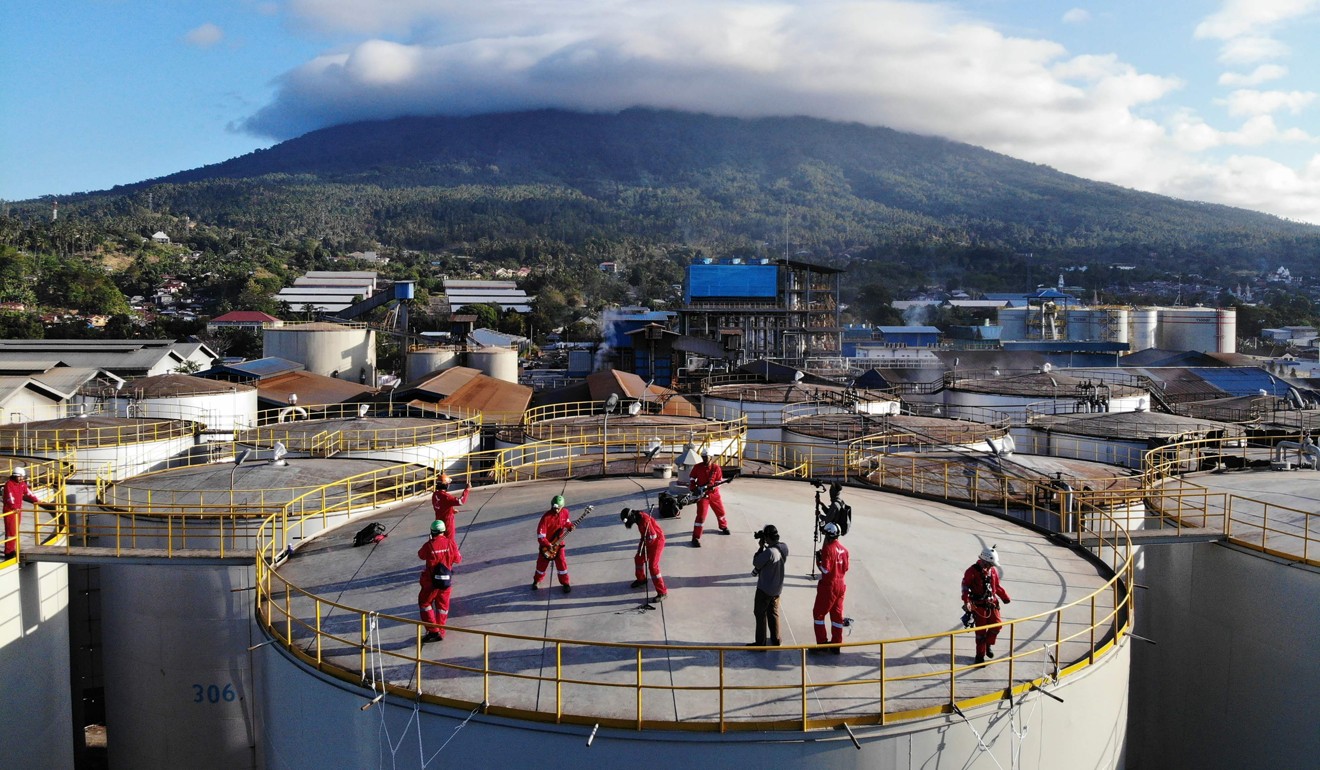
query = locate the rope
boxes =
[362,610,485,769]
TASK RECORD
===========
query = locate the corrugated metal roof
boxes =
[1186,367,1291,397]
[120,373,255,397]
[196,357,305,379]
[401,366,484,398]
[436,375,531,421]
[256,371,376,406]
[29,367,121,395]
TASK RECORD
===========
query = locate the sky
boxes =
[3,1,1319,224]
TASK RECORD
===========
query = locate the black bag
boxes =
[431,563,452,589]
[353,522,387,547]
[822,501,852,536]
[657,492,681,519]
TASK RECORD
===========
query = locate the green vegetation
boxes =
[1,109,1317,341]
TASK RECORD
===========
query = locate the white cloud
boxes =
[1062,8,1091,24]
[237,0,1320,223]
[185,23,225,49]
[1194,0,1320,40]
[1218,64,1287,86]
[1218,89,1316,117]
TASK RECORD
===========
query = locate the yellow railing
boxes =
[521,400,746,450]
[238,406,482,452]
[2,458,70,566]
[0,418,201,450]
[252,402,482,426]
[252,439,1133,731]
[1142,433,1318,566]
[33,462,440,560]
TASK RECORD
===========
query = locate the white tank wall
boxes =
[1014,427,1149,468]
[466,347,519,383]
[0,561,75,770]
[405,348,459,382]
[101,563,258,770]
[1156,307,1236,354]
[1130,540,1320,769]
[256,636,1128,769]
[263,326,376,381]
[24,434,198,482]
[702,396,785,455]
[97,503,395,770]
[107,390,259,436]
[1129,309,1158,352]
[332,433,481,467]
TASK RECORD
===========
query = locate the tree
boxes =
[457,303,500,330]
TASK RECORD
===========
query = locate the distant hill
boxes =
[58,109,1320,270]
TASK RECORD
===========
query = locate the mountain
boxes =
[55,109,1320,270]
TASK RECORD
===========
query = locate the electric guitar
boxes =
[540,505,593,559]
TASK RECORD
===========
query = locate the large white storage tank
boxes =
[263,322,376,382]
[96,456,428,770]
[405,346,459,382]
[105,374,258,439]
[465,346,519,383]
[1129,308,1158,351]
[1156,307,1237,353]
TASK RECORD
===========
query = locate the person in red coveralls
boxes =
[531,495,575,593]
[811,522,850,653]
[621,507,667,600]
[962,545,1011,664]
[688,448,729,547]
[430,473,470,539]
[417,519,462,643]
[4,466,49,560]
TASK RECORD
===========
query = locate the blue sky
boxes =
[3,1,1318,223]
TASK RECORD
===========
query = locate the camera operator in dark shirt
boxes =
[749,525,788,648]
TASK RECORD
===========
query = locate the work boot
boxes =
[530,581,540,590]
[654,592,667,601]
[974,655,985,664]
[630,579,647,589]
[561,583,572,594]
[691,537,701,547]
[719,526,731,535]
[422,631,442,643]
[985,648,994,659]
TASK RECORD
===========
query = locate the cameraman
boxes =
[749,525,788,648]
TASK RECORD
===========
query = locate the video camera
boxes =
[812,480,851,537]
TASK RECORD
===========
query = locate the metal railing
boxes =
[521,400,746,449]
[1141,433,1318,565]
[0,418,202,450]
[252,438,1133,731]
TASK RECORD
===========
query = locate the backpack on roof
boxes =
[353,521,387,547]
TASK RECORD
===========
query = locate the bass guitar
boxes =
[540,505,594,559]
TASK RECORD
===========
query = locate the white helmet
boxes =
[822,522,840,539]
[979,545,999,567]
[11,466,26,478]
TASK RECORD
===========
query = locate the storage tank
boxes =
[1129,308,1158,351]
[97,456,424,770]
[263,322,376,382]
[405,346,459,382]
[1156,307,1236,353]
[105,374,258,439]
[1216,308,1237,354]
[998,307,1029,341]
[466,346,519,383]
[0,561,74,769]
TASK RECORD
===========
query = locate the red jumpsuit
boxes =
[532,507,574,587]
[688,460,727,540]
[418,532,462,638]
[632,511,668,596]
[431,484,470,539]
[962,561,1011,660]
[813,538,850,644]
[3,477,41,559]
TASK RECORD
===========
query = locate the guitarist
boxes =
[688,448,730,547]
[531,495,578,594]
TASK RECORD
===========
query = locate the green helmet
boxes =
[430,520,446,536]
[551,495,565,510]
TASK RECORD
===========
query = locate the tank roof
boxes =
[272,476,1114,723]
[950,370,1145,398]
[1029,411,1245,440]
[122,373,255,397]
[0,415,195,447]
[706,382,896,404]
[785,412,1008,443]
